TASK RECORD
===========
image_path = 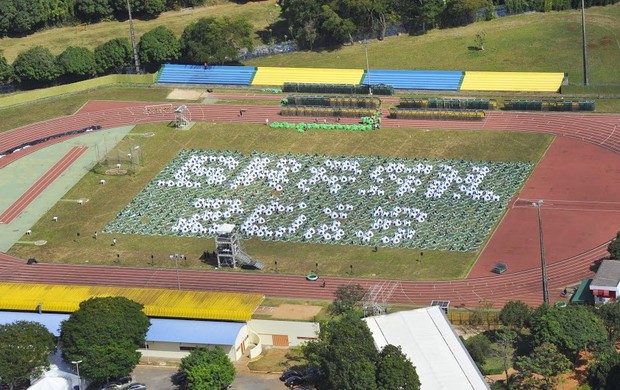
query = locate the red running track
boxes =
[0,146,88,224]
[0,99,619,307]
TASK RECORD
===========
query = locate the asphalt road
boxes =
[132,365,282,390]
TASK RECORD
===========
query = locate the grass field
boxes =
[0,0,281,63]
[8,122,553,280]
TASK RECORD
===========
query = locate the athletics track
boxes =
[0,97,619,307]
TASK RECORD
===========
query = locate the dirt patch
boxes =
[567,24,577,31]
[600,36,612,47]
[270,304,322,320]
[166,89,208,100]
[105,168,127,175]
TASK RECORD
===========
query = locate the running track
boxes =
[0,98,619,307]
[0,146,88,224]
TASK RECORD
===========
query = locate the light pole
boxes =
[171,253,181,290]
[364,39,372,95]
[71,360,82,390]
[532,200,549,304]
[581,0,589,86]
[127,0,140,74]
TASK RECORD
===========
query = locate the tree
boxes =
[491,328,516,383]
[12,46,60,87]
[608,231,620,259]
[180,17,254,64]
[328,283,368,316]
[514,343,572,389]
[464,333,492,368]
[597,302,620,342]
[0,0,17,37]
[587,351,620,390]
[375,344,420,390]
[138,26,181,67]
[179,348,235,390]
[75,0,114,23]
[441,0,488,28]
[0,52,12,83]
[499,300,531,329]
[529,304,609,361]
[57,46,97,82]
[303,312,379,390]
[0,321,56,390]
[474,32,486,51]
[94,38,132,74]
[60,296,150,383]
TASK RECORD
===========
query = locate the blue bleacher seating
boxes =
[361,70,464,91]
[157,64,257,86]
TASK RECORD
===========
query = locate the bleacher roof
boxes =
[361,70,463,90]
[0,311,245,345]
[460,71,564,92]
[364,306,489,390]
[0,282,263,322]
[251,67,364,86]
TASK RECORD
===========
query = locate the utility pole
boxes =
[581,0,589,86]
[127,0,140,74]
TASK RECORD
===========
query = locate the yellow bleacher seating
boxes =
[252,67,365,86]
[460,71,564,92]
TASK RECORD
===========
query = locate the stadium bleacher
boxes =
[251,67,364,86]
[361,70,464,90]
[460,71,564,92]
[157,64,257,85]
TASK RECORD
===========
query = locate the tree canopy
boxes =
[0,321,56,390]
[375,344,421,390]
[94,38,133,74]
[60,296,150,383]
[179,348,235,390]
[529,304,608,361]
[609,231,620,259]
[328,283,368,316]
[597,302,620,343]
[139,26,181,67]
[180,17,254,64]
[0,52,12,84]
[57,46,97,82]
[499,300,531,329]
[514,343,572,389]
[587,351,620,390]
[12,46,60,87]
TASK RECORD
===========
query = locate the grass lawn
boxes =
[0,0,281,63]
[8,122,552,281]
[247,347,303,373]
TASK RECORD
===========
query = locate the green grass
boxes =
[8,122,552,281]
[0,0,280,63]
[248,4,620,86]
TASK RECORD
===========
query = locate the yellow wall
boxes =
[252,67,364,86]
[460,71,564,92]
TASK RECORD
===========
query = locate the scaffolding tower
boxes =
[363,281,400,316]
[174,104,190,128]
[215,224,264,269]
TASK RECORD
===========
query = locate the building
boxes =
[364,306,489,390]
[589,260,620,304]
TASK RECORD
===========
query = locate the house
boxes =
[589,260,620,304]
[364,306,489,390]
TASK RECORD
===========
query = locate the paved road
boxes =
[131,365,282,390]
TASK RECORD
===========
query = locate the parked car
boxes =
[492,262,508,274]
[280,370,303,381]
[285,376,306,388]
[118,376,132,384]
[126,383,146,390]
[98,383,121,390]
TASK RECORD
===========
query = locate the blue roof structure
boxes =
[0,312,245,346]
[157,64,257,86]
[361,70,464,90]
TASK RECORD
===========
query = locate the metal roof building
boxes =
[364,306,489,390]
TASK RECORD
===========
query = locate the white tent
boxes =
[28,377,70,390]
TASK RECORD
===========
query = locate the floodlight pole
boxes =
[127,0,141,74]
[364,39,372,95]
[533,200,549,304]
[71,360,82,390]
[581,0,589,86]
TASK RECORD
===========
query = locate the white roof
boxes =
[364,306,489,390]
[217,224,236,234]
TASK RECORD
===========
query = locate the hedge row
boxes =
[280,106,379,118]
[399,98,497,110]
[284,95,381,109]
[269,121,373,132]
[283,83,394,95]
[503,99,595,111]
[389,108,485,121]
